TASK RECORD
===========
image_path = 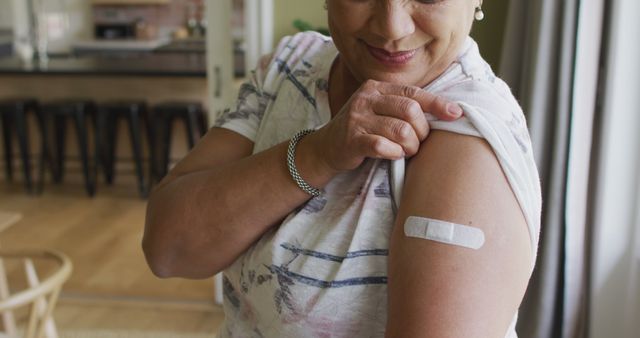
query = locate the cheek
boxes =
[327,3,370,39]
[413,14,453,55]
[329,16,351,35]
[328,21,354,59]
[414,8,472,47]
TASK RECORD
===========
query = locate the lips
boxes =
[366,44,417,66]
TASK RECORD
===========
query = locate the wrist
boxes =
[293,130,341,190]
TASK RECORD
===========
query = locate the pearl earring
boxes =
[474,6,485,21]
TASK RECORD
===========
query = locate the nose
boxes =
[369,2,416,42]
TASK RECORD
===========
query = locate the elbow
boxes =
[143,236,225,279]
[142,210,226,279]
[142,235,177,279]
[142,242,175,279]
[145,257,174,279]
[142,199,186,278]
[143,191,229,279]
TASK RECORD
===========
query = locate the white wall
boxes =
[244,0,273,76]
[63,0,93,41]
[590,0,640,336]
[273,0,326,44]
[0,0,13,29]
[5,0,92,54]
[205,0,234,119]
[40,0,93,53]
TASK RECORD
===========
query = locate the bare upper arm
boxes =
[154,127,254,190]
[386,131,532,338]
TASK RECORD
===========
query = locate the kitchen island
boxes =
[0,53,207,77]
[0,30,12,58]
[0,53,210,106]
[0,52,223,192]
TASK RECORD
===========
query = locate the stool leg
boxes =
[198,112,208,138]
[53,115,67,184]
[1,113,13,181]
[92,108,101,192]
[185,111,198,149]
[196,109,209,138]
[14,109,33,193]
[105,113,118,185]
[35,109,52,194]
[160,114,172,179]
[96,108,107,185]
[127,111,147,198]
[73,111,95,196]
[146,114,157,185]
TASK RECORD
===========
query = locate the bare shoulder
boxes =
[385,130,533,338]
[401,130,527,222]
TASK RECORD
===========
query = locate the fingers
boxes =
[325,80,463,167]
[358,134,406,160]
[363,115,421,157]
[371,95,429,141]
[370,80,463,121]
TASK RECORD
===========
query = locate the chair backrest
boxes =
[0,250,73,338]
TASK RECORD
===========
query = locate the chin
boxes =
[360,69,426,87]
[352,60,431,87]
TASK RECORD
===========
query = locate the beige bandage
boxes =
[404,216,485,250]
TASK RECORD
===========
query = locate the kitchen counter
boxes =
[155,38,206,53]
[0,53,211,164]
[0,43,11,58]
[0,52,208,77]
[0,30,12,57]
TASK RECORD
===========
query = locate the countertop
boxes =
[155,38,206,53]
[0,52,208,77]
[72,38,172,53]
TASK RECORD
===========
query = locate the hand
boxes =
[308,80,464,173]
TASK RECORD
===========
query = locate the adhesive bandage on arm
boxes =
[404,216,485,250]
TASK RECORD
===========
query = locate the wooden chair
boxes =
[0,250,72,338]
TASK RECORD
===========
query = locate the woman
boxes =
[143,0,541,337]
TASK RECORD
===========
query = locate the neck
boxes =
[328,55,361,119]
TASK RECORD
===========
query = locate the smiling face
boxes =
[327,0,478,89]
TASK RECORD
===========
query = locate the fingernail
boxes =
[447,103,463,117]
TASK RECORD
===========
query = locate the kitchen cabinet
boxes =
[91,0,170,5]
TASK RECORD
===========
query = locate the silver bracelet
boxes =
[287,129,322,197]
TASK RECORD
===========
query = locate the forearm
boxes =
[143,136,336,279]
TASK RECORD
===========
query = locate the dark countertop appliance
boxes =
[95,23,137,40]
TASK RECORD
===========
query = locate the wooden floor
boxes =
[0,179,224,334]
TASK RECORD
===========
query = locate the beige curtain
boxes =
[498,0,602,337]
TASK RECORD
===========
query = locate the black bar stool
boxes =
[42,100,98,196]
[99,101,151,198]
[0,98,51,193]
[152,101,207,180]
